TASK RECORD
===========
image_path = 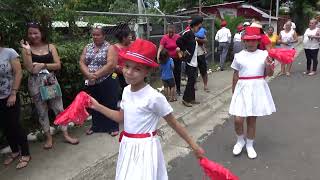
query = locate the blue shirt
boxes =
[195,27,207,39]
[160,58,174,80]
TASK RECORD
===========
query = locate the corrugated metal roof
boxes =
[52,21,116,28]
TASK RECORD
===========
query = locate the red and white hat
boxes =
[119,39,159,67]
[242,27,261,40]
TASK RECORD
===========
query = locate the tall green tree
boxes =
[290,0,318,34]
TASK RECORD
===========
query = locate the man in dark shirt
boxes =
[176,16,203,107]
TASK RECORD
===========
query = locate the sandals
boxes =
[16,156,31,170]
[43,143,53,150]
[64,138,79,145]
[3,153,19,166]
[110,131,119,137]
[86,128,94,135]
[204,88,210,93]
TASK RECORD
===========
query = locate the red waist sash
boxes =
[239,76,265,80]
[119,130,157,142]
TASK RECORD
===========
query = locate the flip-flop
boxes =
[3,153,19,166]
[110,131,119,137]
[86,128,94,135]
[43,144,53,150]
[64,139,79,145]
[16,156,31,170]
[204,88,210,93]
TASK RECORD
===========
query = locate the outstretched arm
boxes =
[89,97,124,123]
[163,113,205,159]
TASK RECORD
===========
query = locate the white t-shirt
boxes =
[120,84,173,134]
[280,30,295,49]
[303,28,320,49]
[187,42,198,67]
[231,50,268,77]
[215,27,231,43]
[233,32,242,42]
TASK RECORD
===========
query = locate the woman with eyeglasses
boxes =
[0,32,31,169]
[79,27,119,136]
[21,22,79,149]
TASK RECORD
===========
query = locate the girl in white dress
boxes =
[229,27,276,159]
[89,39,205,180]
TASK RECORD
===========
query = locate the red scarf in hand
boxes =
[54,91,91,126]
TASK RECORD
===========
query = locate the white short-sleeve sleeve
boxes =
[120,86,129,110]
[149,93,173,117]
[9,48,19,61]
[231,54,240,71]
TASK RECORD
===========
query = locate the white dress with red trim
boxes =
[229,49,276,117]
[116,85,173,180]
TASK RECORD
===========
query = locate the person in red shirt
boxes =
[250,22,272,51]
[157,25,182,95]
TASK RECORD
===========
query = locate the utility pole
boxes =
[269,0,273,26]
[276,0,279,18]
[199,0,202,14]
[137,0,145,38]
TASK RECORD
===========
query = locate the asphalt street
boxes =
[169,51,320,180]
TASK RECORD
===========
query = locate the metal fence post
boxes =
[211,17,215,63]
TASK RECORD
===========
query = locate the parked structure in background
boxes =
[176,1,280,33]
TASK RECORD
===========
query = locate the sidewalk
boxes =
[0,40,303,180]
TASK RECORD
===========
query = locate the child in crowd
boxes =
[195,27,208,54]
[89,39,204,180]
[159,49,177,102]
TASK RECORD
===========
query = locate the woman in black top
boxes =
[21,22,78,149]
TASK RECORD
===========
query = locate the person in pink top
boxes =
[157,25,182,95]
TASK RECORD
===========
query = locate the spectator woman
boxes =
[302,19,320,76]
[157,25,182,95]
[278,22,298,76]
[267,26,278,48]
[21,22,79,149]
[233,24,245,54]
[1,32,31,169]
[79,27,119,136]
[114,29,132,94]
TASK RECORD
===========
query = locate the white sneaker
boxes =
[246,146,257,159]
[232,140,245,155]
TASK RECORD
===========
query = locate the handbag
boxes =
[39,73,62,101]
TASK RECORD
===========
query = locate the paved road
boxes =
[169,52,320,180]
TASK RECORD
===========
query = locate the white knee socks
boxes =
[232,134,245,155]
[246,139,257,159]
[233,135,257,159]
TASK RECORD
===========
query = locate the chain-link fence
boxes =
[49,11,216,92]
[52,11,216,64]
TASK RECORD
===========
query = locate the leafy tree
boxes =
[290,0,318,34]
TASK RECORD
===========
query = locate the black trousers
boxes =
[0,95,30,156]
[87,77,119,133]
[173,58,182,93]
[183,64,197,102]
[305,49,319,71]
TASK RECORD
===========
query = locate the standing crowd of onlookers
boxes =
[216,16,320,76]
[1,15,320,170]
